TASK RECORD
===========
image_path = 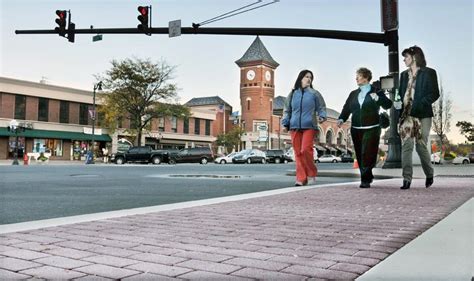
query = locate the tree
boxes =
[456,121,474,142]
[431,79,452,153]
[97,58,190,146]
[216,126,245,154]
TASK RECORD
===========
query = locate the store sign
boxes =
[83,127,102,135]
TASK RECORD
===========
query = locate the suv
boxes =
[173,147,214,164]
[340,153,354,163]
[265,149,291,164]
[111,146,172,164]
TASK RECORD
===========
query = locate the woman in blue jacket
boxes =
[281,70,327,186]
[337,67,392,188]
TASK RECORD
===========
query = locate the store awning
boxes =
[0,128,112,142]
[315,145,326,151]
[336,147,347,153]
[326,146,337,152]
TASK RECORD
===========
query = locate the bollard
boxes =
[23,154,28,165]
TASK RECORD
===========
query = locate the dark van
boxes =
[173,147,214,164]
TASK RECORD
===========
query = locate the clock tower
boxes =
[235,36,279,147]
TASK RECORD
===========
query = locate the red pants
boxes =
[291,129,317,182]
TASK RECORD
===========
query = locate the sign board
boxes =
[92,34,103,42]
[381,0,398,32]
[169,20,181,38]
[258,125,268,131]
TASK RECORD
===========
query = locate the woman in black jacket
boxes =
[337,67,392,188]
[396,46,439,190]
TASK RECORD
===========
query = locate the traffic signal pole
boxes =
[15,25,401,168]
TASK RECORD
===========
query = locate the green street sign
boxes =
[92,34,103,42]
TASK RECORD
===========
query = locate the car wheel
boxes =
[116,158,124,165]
[261,158,266,164]
[200,158,208,165]
[168,158,176,165]
[463,159,469,164]
[220,159,226,164]
[247,158,252,164]
[152,156,161,165]
[275,158,281,164]
[332,160,337,163]
[284,159,289,164]
[316,160,320,163]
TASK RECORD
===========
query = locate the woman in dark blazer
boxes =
[337,68,392,188]
[396,46,439,190]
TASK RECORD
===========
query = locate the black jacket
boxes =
[338,85,392,127]
[398,67,440,118]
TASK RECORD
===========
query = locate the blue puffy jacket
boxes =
[281,87,327,130]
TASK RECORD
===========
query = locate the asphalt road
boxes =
[0,162,354,224]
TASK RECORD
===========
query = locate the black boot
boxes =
[400,180,411,190]
[359,181,371,188]
[425,177,434,188]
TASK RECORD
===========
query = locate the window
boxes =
[14,95,26,120]
[194,118,200,135]
[79,103,89,125]
[270,100,273,111]
[171,116,177,133]
[38,98,49,122]
[33,138,63,157]
[183,118,189,134]
[247,100,251,110]
[59,101,69,123]
[158,117,165,132]
[205,120,211,136]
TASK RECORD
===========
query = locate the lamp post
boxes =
[8,119,21,165]
[88,81,102,164]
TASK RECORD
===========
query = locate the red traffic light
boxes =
[138,6,148,16]
[56,10,66,19]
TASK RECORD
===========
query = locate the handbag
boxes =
[379,111,390,129]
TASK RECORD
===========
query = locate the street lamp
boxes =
[8,119,23,165]
[88,81,102,164]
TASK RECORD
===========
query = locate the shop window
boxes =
[79,103,89,125]
[38,98,49,122]
[33,138,63,157]
[205,120,211,136]
[14,95,26,120]
[60,101,69,123]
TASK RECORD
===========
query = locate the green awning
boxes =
[0,128,112,142]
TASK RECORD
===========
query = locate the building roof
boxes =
[235,36,279,68]
[185,96,231,108]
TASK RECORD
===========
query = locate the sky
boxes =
[1,0,473,144]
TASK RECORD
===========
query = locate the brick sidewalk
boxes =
[1,178,473,280]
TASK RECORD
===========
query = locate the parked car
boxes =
[316,154,342,163]
[173,147,214,164]
[452,155,470,165]
[284,147,318,162]
[265,149,291,164]
[468,153,474,164]
[214,152,237,164]
[431,152,441,164]
[111,146,173,164]
[232,149,266,164]
[340,153,354,163]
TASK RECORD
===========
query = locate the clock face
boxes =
[265,70,271,81]
[246,70,256,81]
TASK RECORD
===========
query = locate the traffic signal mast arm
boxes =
[16,26,388,44]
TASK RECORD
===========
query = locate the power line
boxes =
[193,0,279,28]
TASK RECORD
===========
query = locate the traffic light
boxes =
[137,6,149,32]
[68,23,75,43]
[55,10,67,37]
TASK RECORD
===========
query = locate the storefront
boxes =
[0,128,112,160]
